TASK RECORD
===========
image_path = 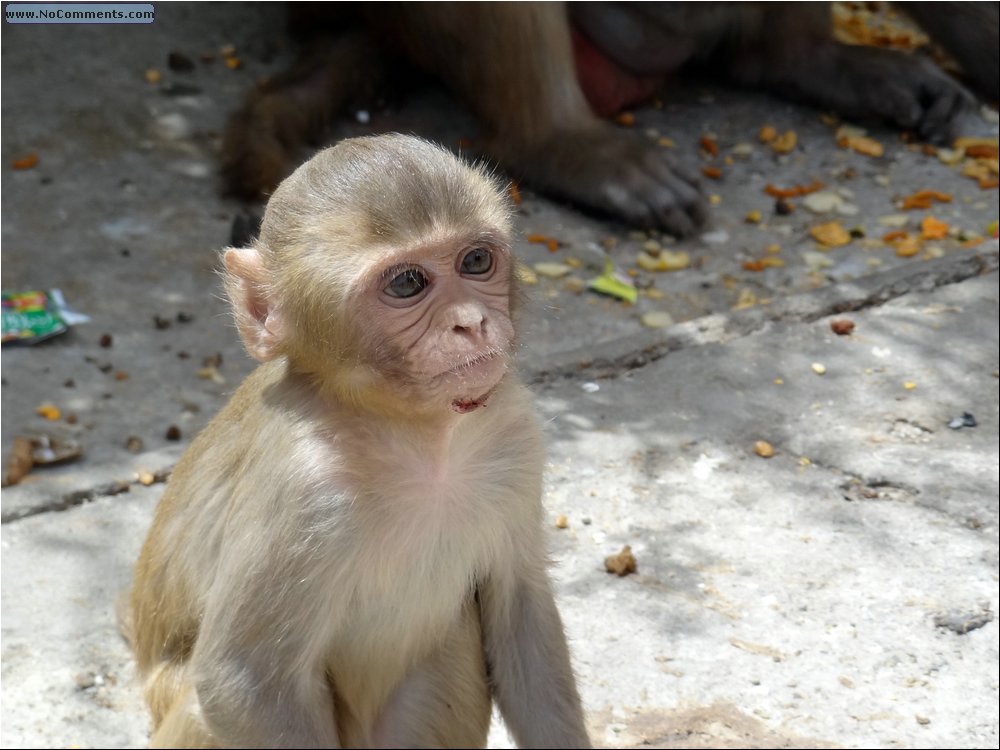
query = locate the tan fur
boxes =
[128,134,590,748]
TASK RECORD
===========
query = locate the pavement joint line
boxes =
[523,245,998,385]
[2,246,996,525]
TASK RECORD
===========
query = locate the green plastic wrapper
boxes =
[1,289,90,345]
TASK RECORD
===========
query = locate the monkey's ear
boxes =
[222,247,286,363]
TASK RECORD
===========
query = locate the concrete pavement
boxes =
[2,3,998,748]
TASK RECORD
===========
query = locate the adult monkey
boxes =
[222,2,997,238]
[127,134,590,748]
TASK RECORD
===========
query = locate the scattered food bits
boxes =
[526,233,560,252]
[99,333,113,348]
[636,249,690,272]
[799,456,812,466]
[114,371,129,381]
[12,152,39,170]
[936,148,964,165]
[837,133,884,157]
[515,264,538,285]
[137,470,156,486]
[615,112,636,127]
[701,166,723,180]
[903,381,917,390]
[554,515,569,529]
[657,136,676,148]
[533,262,572,278]
[878,214,909,228]
[3,437,35,487]
[699,135,720,156]
[641,311,674,329]
[809,221,852,247]
[901,189,951,210]
[916,716,931,727]
[954,137,999,159]
[605,545,638,576]
[754,440,775,458]
[709,194,722,205]
[745,210,763,224]
[920,216,949,239]
[769,130,797,154]
[36,403,61,420]
[765,180,824,199]
[811,362,827,375]
[165,425,182,441]
[894,237,922,257]
[125,436,144,453]
[764,243,781,255]
[830,319,855,335]
[758,124,778,143]
[144,68,161,84]
[774,198,795,216]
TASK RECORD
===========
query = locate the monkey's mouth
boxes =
[442,350,506,413]
[452,392,492,413]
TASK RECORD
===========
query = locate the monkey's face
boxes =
[357,238,515,414]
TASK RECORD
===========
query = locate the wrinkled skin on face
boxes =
[355,239,515,414]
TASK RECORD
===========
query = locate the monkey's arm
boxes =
[480,570,591,748]
[188,509,343,749]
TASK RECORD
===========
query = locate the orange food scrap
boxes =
[770,130,798,154]
[526,233,560,252]
[809,221,852,247]
[743,260,765,272]
[764,180,824,199]
[882,230,909,243]
[920,216,949,240]
[961,237,985,249]
[12,153,39,170]
[758,124,778,144]
[509,182,522,206]
[894,237,922,257]
[954,137,999,160]
[615,111,636,127]
[978,176,999,190]
[701,166,723,180]
[900,189,952,210]
[35,403,61,421]
[699,135,720,156]
[604,545,637,576]
[838,135,884,157]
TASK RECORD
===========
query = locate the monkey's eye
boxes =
[385,268,429,298]
[460,247,493,275]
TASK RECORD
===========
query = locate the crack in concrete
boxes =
[525,247,998,386]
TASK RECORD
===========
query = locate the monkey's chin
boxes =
[437,351,507,413]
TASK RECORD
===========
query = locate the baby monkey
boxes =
[127,134,590,748]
